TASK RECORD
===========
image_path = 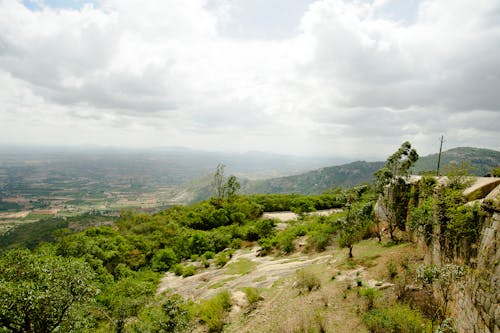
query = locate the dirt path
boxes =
[157,247,333,301]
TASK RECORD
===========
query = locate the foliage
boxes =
[247,161,385,195]
[0,212,114,251]
[435,318,456,333]
[412,147,500,177]
[359,287,381,310]
[151,248,178,272]
[247,192,345,212]
[362,304,430,333]
[374,141,419,241]
[242,287,260,308]
[128,294,192,333]
[434,185,484,260]
[417,264,466,325]
[410,197,435,245]
[211,163,240,200]
[0,187,377,331]
[98,270,159,332]
[195,290,232,332]
[181,265,197,277]
[0,248,99,333]
[215,252,230,267]
[338,201,374,258]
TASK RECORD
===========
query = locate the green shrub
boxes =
[242,287,260,307]
[307,230,330,252]
[215,252,229,268]
[362,304,430,333]
[130,294,192,333]
[182,265,196,277]
[359,287,381,310]
[196,290,232,332]
[172,264,184,276]
[278,233,295,254]
[151,248,178,272]
[202,251,215,260]
[257,237,274,256]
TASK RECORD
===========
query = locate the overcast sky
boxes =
[0,0,499,159]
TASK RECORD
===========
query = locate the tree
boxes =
[211,163,240,201]
[212,163,226,199]
[374,141,419,241]
[338,198,372,258]
[0,248,98,333]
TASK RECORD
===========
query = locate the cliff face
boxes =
[452,184,499,333]
[453,210,498,333]
[379,176,500,332]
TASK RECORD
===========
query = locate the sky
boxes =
[0,0,499,159]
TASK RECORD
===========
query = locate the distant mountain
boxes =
[164,147,500,202]
[242,161,384,195]
[413,147,500,176]
[238,147,500,196]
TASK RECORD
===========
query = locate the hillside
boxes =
[238,147,500,196]
[1,148,497,332]
[412,147,500,176]
[244,161,384,195]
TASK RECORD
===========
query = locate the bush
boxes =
[359,287,381,310]
[258,237,274,256]
[182,265,196,277]
[278,233,295,254]
[362,304,430,333]
[202,251,215,260]
[242,287,260,307]
[307,230,330,252]
[151,248,178,272]
[131,294,192,332]
[215,252,229,268]
[172,264,184,276]
[196,290,232,332]
[295,269,321,293]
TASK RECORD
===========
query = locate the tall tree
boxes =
[211,163,240,200]
[374,141,419,241]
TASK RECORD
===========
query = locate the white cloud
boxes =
[0,0,499,157]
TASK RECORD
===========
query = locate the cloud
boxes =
[0,0,499,156]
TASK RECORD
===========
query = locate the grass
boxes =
[208,277,237,289]
[252,276,266,283]
[295,269,321,293]
[225,258,257,275]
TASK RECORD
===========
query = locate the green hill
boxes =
[243,161,384,195]
[241,147,500,195]
[180,147,500,200]
[413,147,500,176]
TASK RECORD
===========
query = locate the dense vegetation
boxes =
[1,183,371,332]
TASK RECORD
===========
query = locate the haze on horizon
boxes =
[0,0,499,160]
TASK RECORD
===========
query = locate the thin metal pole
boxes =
[436,135,444,176]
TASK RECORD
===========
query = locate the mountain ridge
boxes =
[244,147,500,195]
